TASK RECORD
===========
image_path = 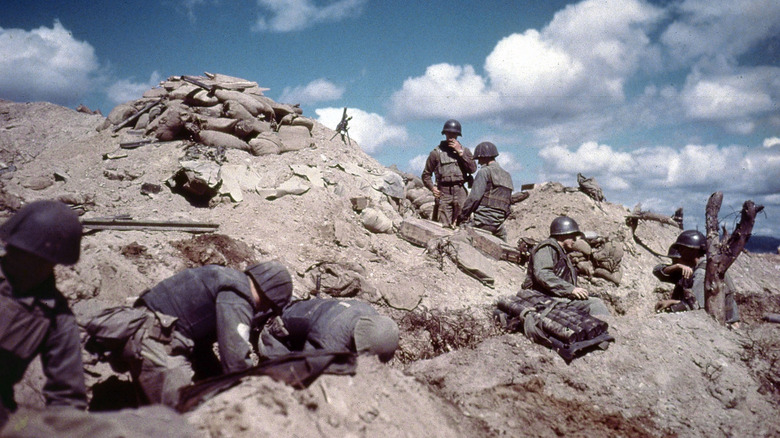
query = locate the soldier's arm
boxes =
[40,311,88,410]
[421,152,437,191]
[459,148,477,174]
[532,246,575,297]
[652,263,680,283]
[459,169,487,221]
[215,290,255,373]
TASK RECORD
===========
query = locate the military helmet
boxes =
[0,200,82,265]
[245,261,293,315]
[473,141,499,159]
[441,119,462,137]
[674,230,706,251]
[353,314,400,362]
[549,216,583,237]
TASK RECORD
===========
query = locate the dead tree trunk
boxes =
[704,192,763,324]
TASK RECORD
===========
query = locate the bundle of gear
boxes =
[495,289,614,362]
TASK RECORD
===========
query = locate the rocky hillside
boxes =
[1,89,779,437]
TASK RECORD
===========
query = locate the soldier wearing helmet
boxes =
[653,230,740,325]
[456,142,514,241]
[259,297,399,374]
[85,260,293,407]
[0,200,87,426]
[421,119,477,227]
[522,216,611,317]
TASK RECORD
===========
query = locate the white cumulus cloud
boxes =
[106,72,163,105]
[764,137,780,148]
[316,107,408,153]
[0,21,99,107]
[252,0,366,32]
[389,63,498,121]
[278,78,344,105]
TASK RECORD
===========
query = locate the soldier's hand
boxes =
[676,264,693,279]
[448,138,463,154]
[655,299,681,312]
[432,187,441,198]
[570,287,589,300]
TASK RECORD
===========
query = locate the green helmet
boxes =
[549,216,583,238]
[441,119,462,137]
[0,200,82,265]
[473,142,499,159]
[674,230,706,251]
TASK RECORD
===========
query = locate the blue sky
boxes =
[2,0,779,236]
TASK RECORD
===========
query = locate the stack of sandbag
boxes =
[566,235,624,285]
[104,72,315,156]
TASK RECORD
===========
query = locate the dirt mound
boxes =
[1,95,779,437]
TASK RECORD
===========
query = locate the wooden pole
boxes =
[704,191,763,324]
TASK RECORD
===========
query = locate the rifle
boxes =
[432,197,440,222]
[181,75,222,97]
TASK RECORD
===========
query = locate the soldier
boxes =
[0,201,87,427]
[456,141,514,241]
[653,230,740,326]
[86,261,293,407]
[421,119,477,227]
[259,297,399,374]
[522,216,610,317]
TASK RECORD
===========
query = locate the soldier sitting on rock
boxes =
[653,230,740,327]
[259,297,399,374]
[0,201,88,427]
[522,216,611,317]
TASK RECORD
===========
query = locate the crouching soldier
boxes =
[522,216,610,317]
[456,141,514,241]
[0,201,87,427]
[86,261,293,407]
[259,297,399,374]
[653,230,740,326]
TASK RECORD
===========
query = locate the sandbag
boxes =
[277,125,313,152]
[107,103,137,125]
[197,129,250,152]
[214,89,274,119]
[222,99,254,121]
[146,102,191,141]
[234,119,272,138]
[183,89,219,107]
[361,207,393,234]
[248,133,283,156]
[198,116,237,133]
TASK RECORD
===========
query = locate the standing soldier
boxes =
[421,119,477,227]
[0,201,87,427]
[456,141,514,241]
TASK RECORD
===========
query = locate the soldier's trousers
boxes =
[437,184,467,227]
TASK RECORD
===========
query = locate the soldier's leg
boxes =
[438,189,455,227]
[133,334,194,407]
[451,186,467,225]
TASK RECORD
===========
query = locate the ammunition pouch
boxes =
[495,289,613,362]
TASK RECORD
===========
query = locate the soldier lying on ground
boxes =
[456,141,514,241]
[0,201,87,427]
[85,261,293,407]
[259,297,399,375]
[522,216,611,317]
[653,230,740,327]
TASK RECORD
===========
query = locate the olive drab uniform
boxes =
[0,268,88,424]
[523,237,610,317]
[459,161,514,241]
[653,257,740,323]
[421,142,477,227]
